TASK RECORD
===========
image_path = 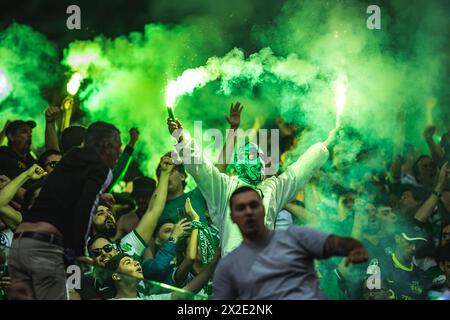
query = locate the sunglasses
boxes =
[90,243,115,258]
[44,161,59,169]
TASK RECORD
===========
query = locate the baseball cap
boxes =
[5,120,36,135]
[396,223,428,243]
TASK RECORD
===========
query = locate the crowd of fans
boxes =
[0,100,449,300]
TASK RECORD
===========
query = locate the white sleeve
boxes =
[264,142,329,215]
[119,230,147,259]
[173,131,231,225]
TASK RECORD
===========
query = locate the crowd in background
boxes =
[0,99,449,300]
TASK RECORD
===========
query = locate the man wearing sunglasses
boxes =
[77,156,176,299]
[37,150,62,175]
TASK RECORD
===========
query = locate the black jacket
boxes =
[23,147,112,257]
[0,146,36,188]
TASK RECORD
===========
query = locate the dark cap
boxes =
[131,177,156,198]
[5,120,36,135]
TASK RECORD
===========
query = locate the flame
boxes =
[0,70,11,101]
[67,72,83,95]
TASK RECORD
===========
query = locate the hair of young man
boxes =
[229,186,263,213]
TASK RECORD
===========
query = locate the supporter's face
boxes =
[230,190,265,237]
[156,223,175,245]
[93,205,117,238]
[362,203,380,234]
[441,225,450,246]
[417,157,436,183]
[399,191,421,214]
[377,207,397,233]
[9,127,32,154]
[117,256,144,280]
[168,170,185,194]
[396,236,416,256]
[43,154,62,174]
[89,238,118,267]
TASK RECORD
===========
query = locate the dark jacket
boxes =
[0,146,36,188]
[23,147,112,258]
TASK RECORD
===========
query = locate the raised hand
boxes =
[26,164,47,180]
[129,127,140,148]
[423,125,436,141]
[167,118,183,134]
[159,156,174,174]
[436,162,449,192]
[185,198,200,221]
[226,102,243,129]
[171,218,192,241]
[323,126,340,148]
[345,246,369,266]
[45,106,62,123]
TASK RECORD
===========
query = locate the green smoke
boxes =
[0,23,60,148]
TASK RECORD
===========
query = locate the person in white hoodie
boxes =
[167,117,338,257]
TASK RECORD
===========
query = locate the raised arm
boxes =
[173,198,200,285]
[180,249,220,295]
[108,128,139,192]
[0,166,46,229]
[216,102,243,173]
[61,97,74,132]
[168,118,230,224]
[324,235,368,266]
[44,106,62,151]
[415,162,448,223]
[423,126,444,165]
[267,128,335,222]
[0,165,46,208]
[134,156,172,243]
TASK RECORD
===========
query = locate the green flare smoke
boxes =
[0,0,448,181]
[0,24,60,148]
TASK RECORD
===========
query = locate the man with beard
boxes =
[91,157,176,258]
[0,120,37,190]
[77,157,177,299]
[167,117,337,257]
